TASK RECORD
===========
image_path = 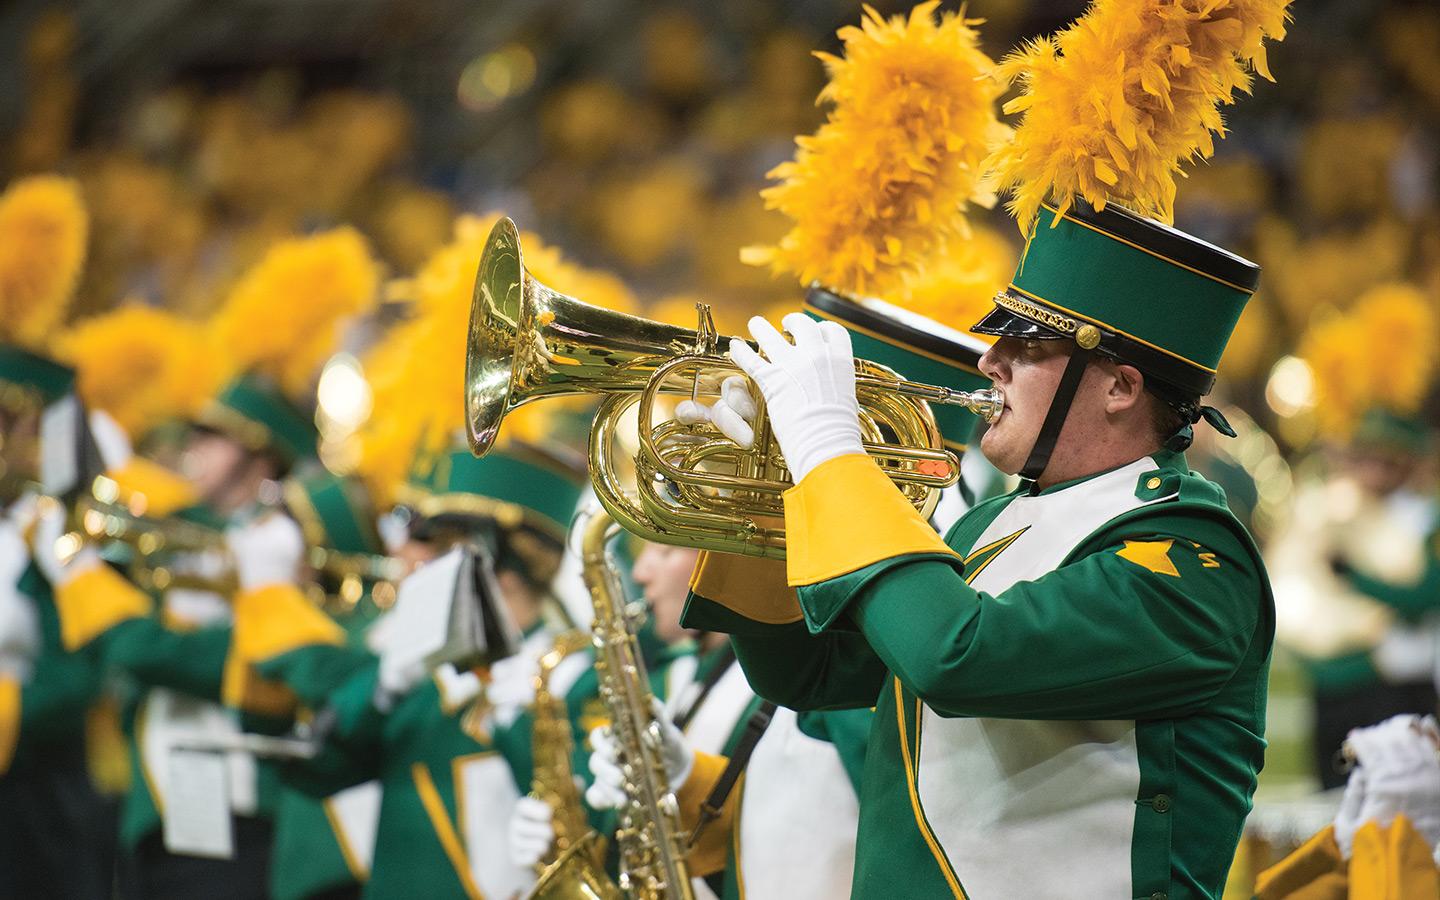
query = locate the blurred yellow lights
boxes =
[1265,355,1317,418]
[458,45,537,112]
[317,354,372,431]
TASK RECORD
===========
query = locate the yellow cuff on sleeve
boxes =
[1253,824,1346,899]
[0,677,18,775]
[689,552,802,625]
[673,750,734,878]
[222,584,344,713]
[1350,816,1440,899]
[782,454,958,587]
[54,565,153,651]
[105,458,198,517]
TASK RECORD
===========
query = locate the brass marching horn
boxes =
[465,217,1002,559]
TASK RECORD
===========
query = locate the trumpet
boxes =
[464,217,1002,558]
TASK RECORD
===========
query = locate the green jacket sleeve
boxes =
[727,624,889,712]
[100,617,229,701]
[1343,532,1440,620]
[819,514,1267,721]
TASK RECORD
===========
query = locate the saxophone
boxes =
[527,630,619,899]
[574,508,695,899]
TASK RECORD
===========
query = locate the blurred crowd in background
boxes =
[2,0,1440,895]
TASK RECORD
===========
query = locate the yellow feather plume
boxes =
[209,227,382,397]
[742,2,1007,296]
[1301,282,1438,439]
[52,304,222,438]
[0,175,88,348]
[987,0,1291,230]
[893,225,1016,338]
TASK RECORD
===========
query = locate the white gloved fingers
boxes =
[227,513,306,590]
[780,312,825,349]
[1334,767,1368,858]
[728,337,770,381]
[711,402,755,448]
[647,697,696,789]
[816,319,855,352]
[719,376,758,422]
[88,410,133,472]
[508,796,556,867]
[746,316,794,360]
[674,400,712,426]
[585,734,627,811]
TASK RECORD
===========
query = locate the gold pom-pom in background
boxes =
[0,175,89,349]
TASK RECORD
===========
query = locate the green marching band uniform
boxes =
[267,440,655,899]
[683,201,1275,899]
[672,288,998,900]
[267,468,392,900]
[0,346,114,899]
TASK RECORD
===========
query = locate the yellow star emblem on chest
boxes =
[1116,539,1181,577]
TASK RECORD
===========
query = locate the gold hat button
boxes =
[1075,324,1101,350]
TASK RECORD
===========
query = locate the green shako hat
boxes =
[974,200,1259,401]
[804,286,990,452]
[0,344,102,498]
[400,441,585,541]
[285,469,384,556]
[196,373,318,467]
[971,200,1260,480]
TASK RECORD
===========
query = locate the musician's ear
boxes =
[1100,360,1145,415]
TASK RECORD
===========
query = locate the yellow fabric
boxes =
[782,454,957,588]
[411,762,485,900]
[1350,816,1440,900]
[689,552,802,625]
[54,565,152,651]
[674,749,738,878]
[1115,539,1182,577]
[85,697,132,795]
[221,584,344,714]
[105,458,198,517]
[0,677,18,775]
[1254,825,1347,899]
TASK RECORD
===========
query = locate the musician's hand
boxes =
[584,701,694,811]
[226,513,305,591]
[30,496,101,587]
[1334,714,1440,857]
[729,313,862,483]
[508,795,556,868]
[675,376,759,448]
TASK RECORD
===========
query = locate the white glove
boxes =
[88,410,133,473]
[675,376,759,448]
[30,496,101,587]
[584,700,695,810]
[1372,624,1436,682]
[728,313,862,483]
[1334,714,1440,857]
[0,517,40,678]
[226,513,305,591]
[485,651,539,711]
[508,795,556,868]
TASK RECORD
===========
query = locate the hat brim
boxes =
[970,306,1068,341]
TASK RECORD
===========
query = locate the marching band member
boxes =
[683,200,1275,898]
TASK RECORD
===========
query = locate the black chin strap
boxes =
[1018,346,1093,488]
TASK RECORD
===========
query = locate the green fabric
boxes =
[0,345,73,405]
[803,304,989,451]
[1013,206,1251,372]
[202,374,317,465]
[1343,531,1440,621]
[408,447,583,538]
[691,453,1272,898]
[291,470,383,555]
[7,566,103,774]
[1351,408,1431,454]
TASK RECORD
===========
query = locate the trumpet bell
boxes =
[465,217,713,457]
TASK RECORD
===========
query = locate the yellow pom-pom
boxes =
[744,2,1007,296]
[53,304,222,438]
[210,227,382,397]
[988,0,1291,231]
[1300,282,1438,439]
[0,175,88,349]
